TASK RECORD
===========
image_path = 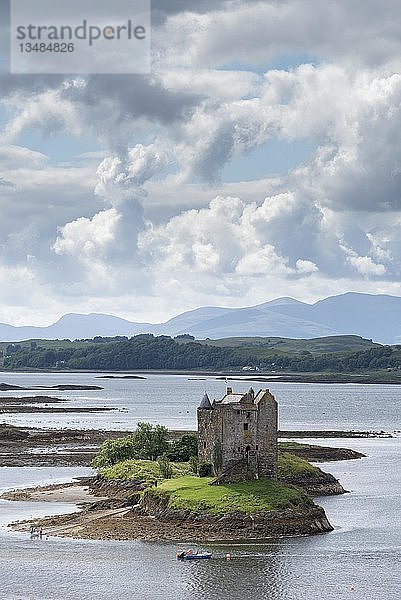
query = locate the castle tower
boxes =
[197,387,278,481]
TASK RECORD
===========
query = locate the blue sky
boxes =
[222,139,316,182]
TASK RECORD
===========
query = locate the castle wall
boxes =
[197,407,222,466]
[255,391,278,478]
[198,388,278,480]
[221,403,258,473]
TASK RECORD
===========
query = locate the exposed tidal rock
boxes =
[95,375,146,380]
[0,396,65,404]
[279,470,346,496]
[0,383,103,391]
[87,475,144,503]
[0,406,116,413]
[279,430,391,438]
[283,445,365,461]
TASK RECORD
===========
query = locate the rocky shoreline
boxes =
[0,425,125,467]
[138,491,333,541]
[3,454,349,541]
[0,424,369,468]
[0,383,103,391]
[5,477,334,542]
[0,395,116,416]
[279,469,346,496]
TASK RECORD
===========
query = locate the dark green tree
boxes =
[167,434,198,462]
[131,422,169,461]
[93,422,169,467]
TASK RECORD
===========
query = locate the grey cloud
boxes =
[189,121,236,183]
[0,74,64,98]
[0,176,14,188]
[63,74,201,125]
[151,0,236,25]
[57,74,203,153]
[173,0,401,68]
[296,93,401,214]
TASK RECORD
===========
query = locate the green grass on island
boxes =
[99,450,322,483]
[99,451,323,516]
[146,476,310,516]
[99,451,323,483]
[278,451,323,478]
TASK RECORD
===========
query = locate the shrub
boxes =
[92,436,136,468]
[158,456,173,479]
[189,455,199,474]
[198,462,213,477]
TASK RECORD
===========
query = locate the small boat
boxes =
[176,549,212,561]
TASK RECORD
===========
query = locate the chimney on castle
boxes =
[226,386,233,395]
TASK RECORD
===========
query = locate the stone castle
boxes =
[197,386,278,482]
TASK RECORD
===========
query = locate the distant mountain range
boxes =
[1,292,400,344]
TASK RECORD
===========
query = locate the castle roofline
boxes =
[220,393,245,404]
[199,392,212,409]
[218,388,272,406]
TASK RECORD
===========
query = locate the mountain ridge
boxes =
[1,292,400,344]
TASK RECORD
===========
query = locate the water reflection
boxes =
[185,542,288,600]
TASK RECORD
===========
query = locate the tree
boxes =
[167,434,198,462]
[92,436,137,468]
[131,422,169,461]
[92,422,169,467]
[198,462,212,477]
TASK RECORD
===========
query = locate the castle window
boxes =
[246,412,251,418]
[236,410,240,415]
[256,444,259,450]
[203,442,206,449]
[238,446,241,452]
[243,423,249,431]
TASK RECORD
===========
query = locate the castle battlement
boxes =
[197,386,278,481]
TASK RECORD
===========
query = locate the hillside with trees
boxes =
[2,333,401,376]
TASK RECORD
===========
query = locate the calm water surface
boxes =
[1,371,400,431]
[0,374,400,599]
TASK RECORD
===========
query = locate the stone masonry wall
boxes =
[198,388,278,479]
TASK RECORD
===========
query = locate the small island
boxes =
[6,387,356,541]
[7,448,338,541]
[95,375,146,380]
[0,383,103,391]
